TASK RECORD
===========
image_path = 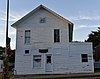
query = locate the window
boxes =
[25,50,29,54]
[81,54,88,62]
[54,29,60,42]
[33,55,41,67]
[25,30,30,44]
[39,49,48,53]
[68,23,73,42]
[40,17,46,23]
[47,56,51,63]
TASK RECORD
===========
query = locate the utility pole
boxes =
[2,0,10,79]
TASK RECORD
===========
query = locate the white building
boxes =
[11,5,94,75]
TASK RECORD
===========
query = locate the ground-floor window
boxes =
[25,50,29,54]
[81,54,88,62]
[33,55,41,67]
[47,56,51,63]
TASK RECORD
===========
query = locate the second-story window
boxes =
[54,29,60,43]
[25,30,30,44]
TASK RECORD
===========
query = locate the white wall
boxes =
[16,9,69,44]
[14,9,70,75]
[15,42,94,75]
[14,9,94,75]
[69,42,94,73]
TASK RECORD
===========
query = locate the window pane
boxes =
[82,54,87,58]
[25,50,29,54]
[25,30,30,37]
[25,30,30,44]
[82,59,88,62]
[54,29,60,42]
[39,49,48,53]
[47,56,51,63]
[81,54,88,62]
[25,37,30,43]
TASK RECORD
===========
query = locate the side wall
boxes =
[69,42,94,73]
[14,9,94,75]
[14,42,94,74]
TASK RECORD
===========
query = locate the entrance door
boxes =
[46,55,53,72]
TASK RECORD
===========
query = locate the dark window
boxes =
[81,54,88,62]
[39,49,48,53]
[25,30,30,44]
[68,23,73,42]
[47,56,51,63]
[40,17,46,23]
[54,29,60,42]
[25,50,29,54]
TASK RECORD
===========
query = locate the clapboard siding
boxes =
[13,5,94,75]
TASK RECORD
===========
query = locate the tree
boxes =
[85,27,100,47]
[0,46,15,63]
[0,47,5,60]
[9,50,15,63]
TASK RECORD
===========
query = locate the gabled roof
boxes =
[11,5,73,27]
[11,5,73,42]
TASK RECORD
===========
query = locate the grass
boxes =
[0,76,1,79]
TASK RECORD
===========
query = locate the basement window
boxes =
[81,54,88,62]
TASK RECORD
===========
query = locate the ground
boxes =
[14,73,100,79]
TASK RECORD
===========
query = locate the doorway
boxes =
[45,54,53,72]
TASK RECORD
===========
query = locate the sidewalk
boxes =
[14,72,100,79]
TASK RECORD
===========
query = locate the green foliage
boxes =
[0,47,5,60]
[85,27,100,47]
[9,50,15,63]
[0,46,15,63]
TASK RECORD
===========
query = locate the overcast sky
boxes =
[0,0,100,49]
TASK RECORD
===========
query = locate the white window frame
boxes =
[25,30,31,44]
[33,55,41,68]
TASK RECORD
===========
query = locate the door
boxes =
[46,55,53,72]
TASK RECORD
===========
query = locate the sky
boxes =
[0,0,100,49]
